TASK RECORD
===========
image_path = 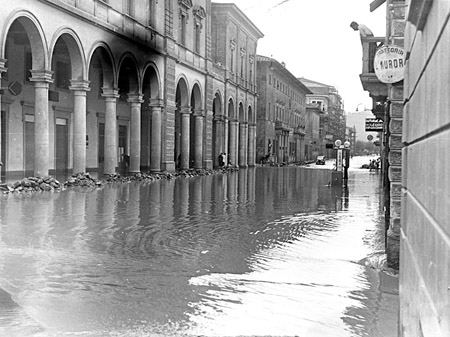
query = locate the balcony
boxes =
[275,121,292,132]
[359,36,388,98]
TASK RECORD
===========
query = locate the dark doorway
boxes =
[55,118,69,171]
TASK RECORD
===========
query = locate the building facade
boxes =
[299,78,346,158]
[359,0,404,270]
[255,56,312,164]
[0,0,262,180]
[400,0,450,335]
[210,4,263,168]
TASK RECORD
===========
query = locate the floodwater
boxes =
[0,157,398,337]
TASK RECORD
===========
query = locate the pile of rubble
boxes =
[0,176,63,193]
[64,172,104,188]
[0,166,240,194]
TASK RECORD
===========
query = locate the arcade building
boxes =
[0,0,263,180]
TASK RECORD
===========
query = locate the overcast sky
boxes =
[213,0,387,113]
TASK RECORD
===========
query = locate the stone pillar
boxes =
[239,122,248,167]
[69,80,90,174]
[248,123,256,166]
[194,109,204,169]
[128,94,144,173]
[0,59,7,172]
[30,70,53,177]
[229,119,238,165]
[101,88,119,175]
[180,107,190,170]
[150,99,163,173]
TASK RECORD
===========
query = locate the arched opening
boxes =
[3,16,47,178]
[238,102,246,167]
[190,83,202,168]
[87,45,115,172]
[142,65,161,171]
[247,105,254,166]
[212,91,223,168]
[50,33,85,173]
[227,98,235,165]
[117,56,139,171]
[175,78,189,169]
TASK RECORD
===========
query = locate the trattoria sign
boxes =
[373,45,405,83]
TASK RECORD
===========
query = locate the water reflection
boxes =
[0,165,396,336]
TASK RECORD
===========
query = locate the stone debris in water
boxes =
[0,166,240,194]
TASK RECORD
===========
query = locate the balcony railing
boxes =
[359,36,388,98]
[361,37,385,74]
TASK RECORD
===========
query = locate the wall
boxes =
[400,0,450,335]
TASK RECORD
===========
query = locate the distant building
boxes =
[298,78,346,158]
[305,103,322,159]
[256,56,312,164]
[345,109,380,143]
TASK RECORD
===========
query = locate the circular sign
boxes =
[374,45,405,83]
[367,135,373,141]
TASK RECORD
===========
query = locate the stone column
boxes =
[229,119,238,165]
[239,122,248,167]
[0,59,7,172]
[101,88,119,175]
[194,109,204,169]
[128,94,144,173]
[69,80,91,174]
[150,99,163,173]
[180,107,190,170]
[248,123,256,166]
[30,70,53,177]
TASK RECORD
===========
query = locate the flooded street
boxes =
[0,157,398,337]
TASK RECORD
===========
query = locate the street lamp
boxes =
[331,139,344,186]
[343,141,351,184]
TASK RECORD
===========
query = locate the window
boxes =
[269,74,272,84]
[180,14,186,45]
[194,22,201,53]
[148,0,156,26]
[124,0,134,16]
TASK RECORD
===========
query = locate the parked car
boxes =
[316,156,326,165]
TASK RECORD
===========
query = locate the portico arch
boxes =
[238,102,247,167]
[175,77,189,169]
[87,44,116,173]
[50,31,87,174]
[212,91,224,167]
[247,105,256,166]
[142,63,162,172]
[190,82,203,169]
[227,98,237,165]
[118,55,141,173]
[2,14,49,177]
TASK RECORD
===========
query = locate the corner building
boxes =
[299,78,346,158]
[256,56,312,164]
[0,0,262,179]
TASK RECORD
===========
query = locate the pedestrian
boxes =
[350,21,374,41]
